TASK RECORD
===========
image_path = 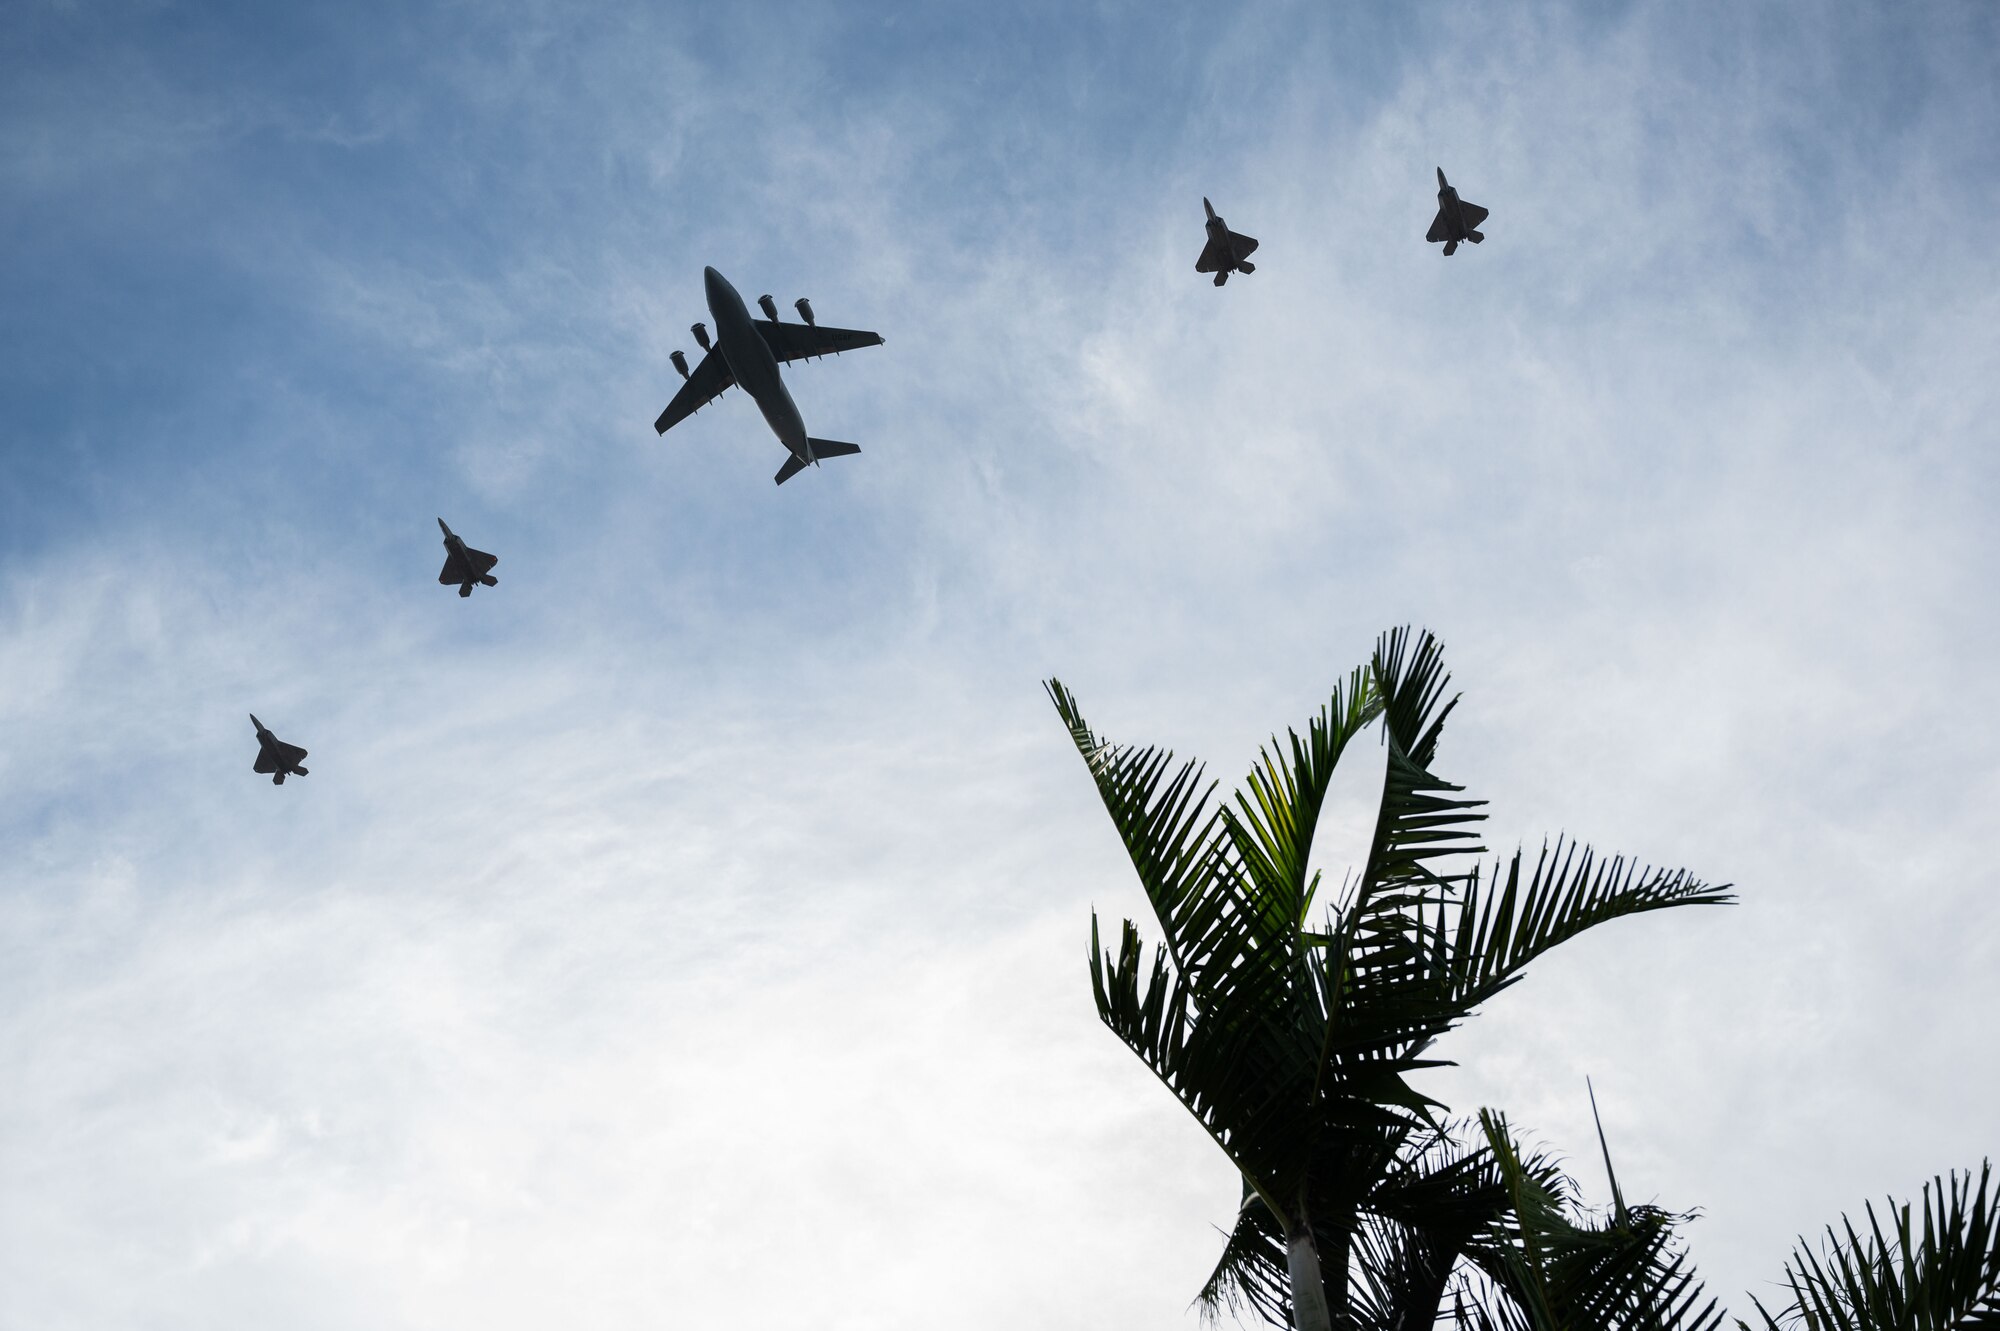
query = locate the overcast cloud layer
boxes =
[3,2,1997,1326]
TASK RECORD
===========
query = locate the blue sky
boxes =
[4,1,1998,1326]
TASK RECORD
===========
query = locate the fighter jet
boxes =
[1426,168,1489,255]
[437,518,498,598]
[654,267,884,485]
[1195,198,1258,286]
[249,714,308,785]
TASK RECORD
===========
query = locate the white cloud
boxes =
[3,1,1997,1325]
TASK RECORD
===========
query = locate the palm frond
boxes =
[1196,1178,1294,1328]
[1743,1161,2000,1331]
[1048,679,1228,986]
[1448,839,1735,1013]
[1090,913,1318,1194]
[1477,1111,1723,1331]
[1221,666,1384,933]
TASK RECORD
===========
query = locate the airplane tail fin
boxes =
[294,766,307,777]
[1443,239,1459,256]
[480,574,498,587]
[776,439,861,485]
[459,583,474,597]
[273,772,286,785]
[1213,270,1228,286]
[1237,260,1255,274]
[1467,230,1484,244]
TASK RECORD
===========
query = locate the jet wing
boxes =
[1196,236,1232,273]
[1426,208,1451,243]
[1457,201,1488,229]
[654,349,735,435]
[438,548,499,584]
[253,741,306,773]
[754,319,883,365]
[1228,230,1258,261]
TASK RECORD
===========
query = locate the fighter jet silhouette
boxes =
[1426,168,1489,255]
[654,267,884,485]
[249,714,308,785]
[436,519,498,598]
[1195,198,1259,286]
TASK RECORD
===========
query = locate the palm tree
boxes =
[1741,1161,2000,1330]
[1049,628,1733,1330]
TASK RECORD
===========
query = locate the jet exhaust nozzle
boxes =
[691,321,711,351]
[757,294,779,321]
[794,297,815,326]
[670,349,690,380]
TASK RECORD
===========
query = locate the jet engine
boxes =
[794,297,815,326]
[670,349,690,380]
[691,321,711,351]
[757,294,779,321]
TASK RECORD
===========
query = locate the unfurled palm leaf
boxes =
[1743,1161,2000,1331]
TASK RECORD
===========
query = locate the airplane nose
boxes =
[1436,167,1447,187]
[437,518,450,536]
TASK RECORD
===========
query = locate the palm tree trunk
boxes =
[1285,1192,1335,1331]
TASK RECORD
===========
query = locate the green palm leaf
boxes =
[1743,1161,2000,1331]
[1476,1110,1724,1331]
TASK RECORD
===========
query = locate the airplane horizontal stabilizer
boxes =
[775,454,810,486]
[809,438,861,459]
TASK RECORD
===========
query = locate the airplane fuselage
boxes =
[1204,217,1236,267]
[1438,186,1465,235]
[705,266,810,465]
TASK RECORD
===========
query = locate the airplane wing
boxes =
[1229,230,1259,261]
[654,349,735,435]
[1458,201,1488,229]
[1196,236,1232,273]
[253,741,305,772]
[1426,208,1451,243]
[754,320,883,366]
[438,549,497,583]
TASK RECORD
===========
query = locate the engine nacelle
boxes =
[794,297,815,326]
[691,321,711,351]
[670,349,690,380]
[757,294,779,321]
